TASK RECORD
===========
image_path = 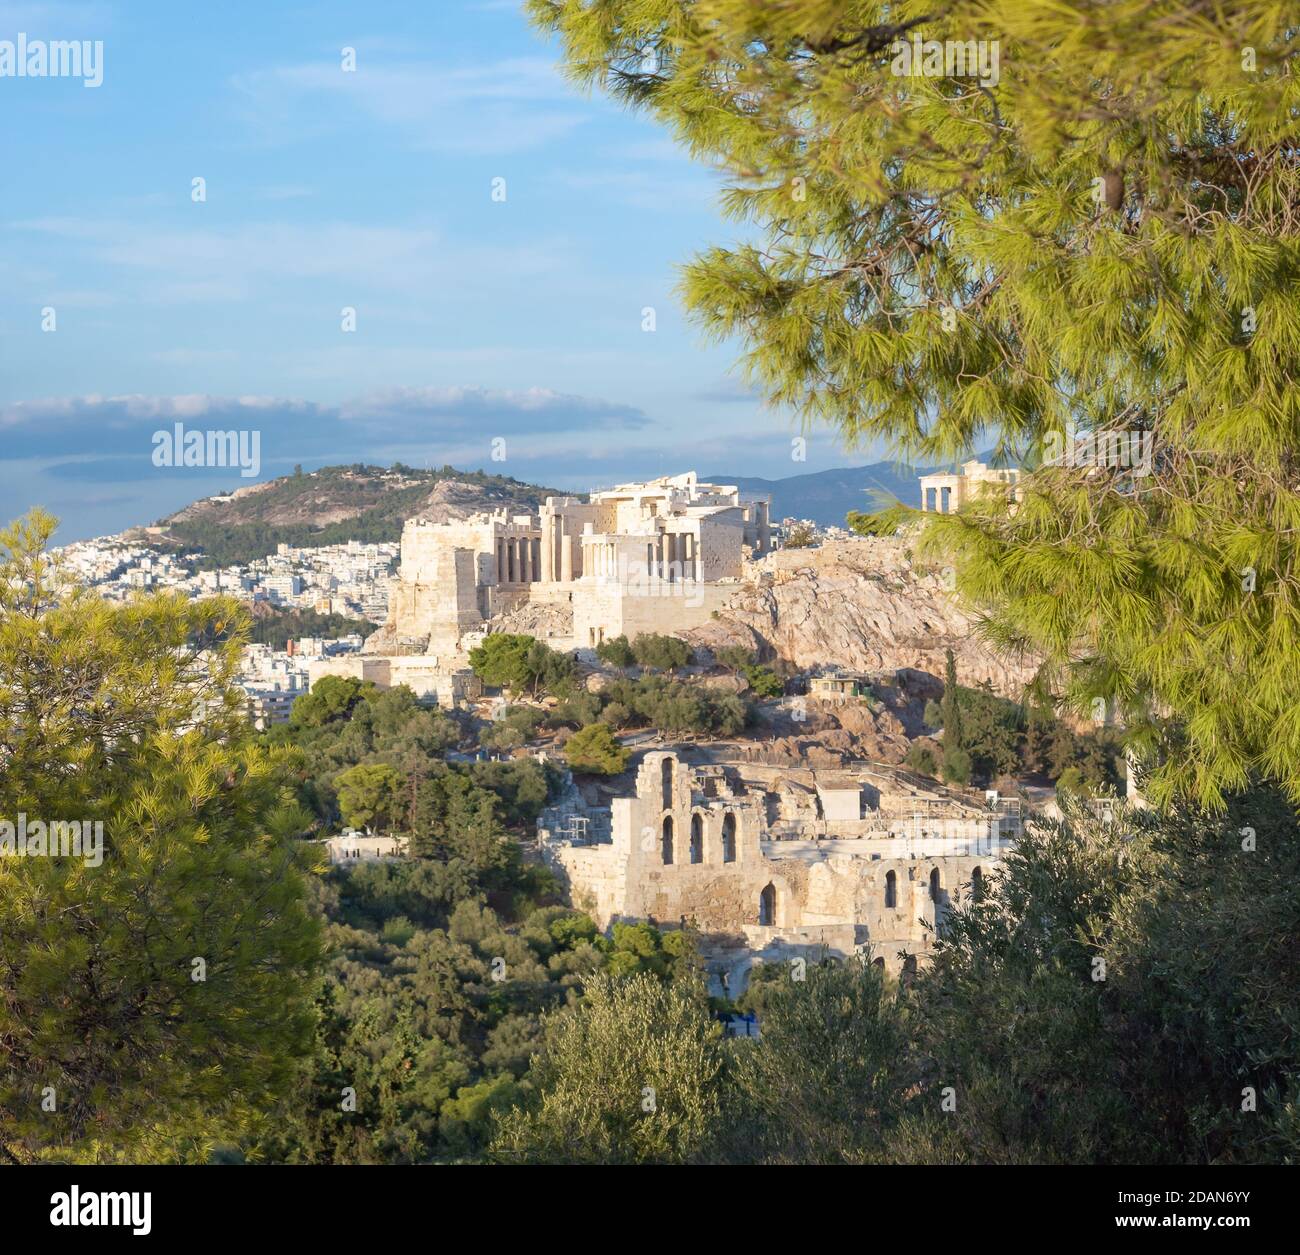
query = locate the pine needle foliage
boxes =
[528,0,1300,808]
[0,510,323,1163]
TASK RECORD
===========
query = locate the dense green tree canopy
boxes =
[564,722,632,776]
[250,890,613,1164]
[336,762,404,832]
[469,634,575,695]
[0,511,322,1163]
[267,678,459,826]
[594,634,636,668]
[895,792,1300,1164]
[481,788,1300,1165]
[289,673,368,727]
[490,971,724,1164]
[630,633,692,672]
[720,956,907,1164]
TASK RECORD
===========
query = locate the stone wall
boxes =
[571,578,734,649]
[540,750,1008,985]
[307,654,480,707]
[366,512,543,657]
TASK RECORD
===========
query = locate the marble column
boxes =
[541,517,554,581]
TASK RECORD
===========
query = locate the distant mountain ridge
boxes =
[708,449,1015,525]
[705,462,929,526]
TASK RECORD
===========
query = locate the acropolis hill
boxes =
[308,466,1037,704]
[367,471,768,648]
[305,463,1037,987]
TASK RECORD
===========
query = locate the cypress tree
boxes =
[941,648,964,753]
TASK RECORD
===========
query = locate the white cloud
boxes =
[10,216,572,304]
[339,384,647,427]
[230,55,587,154]
[0,386,649,466]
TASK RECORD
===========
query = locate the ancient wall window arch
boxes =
[930,867,942,902]
[661,815,674,865]
[690,813,703,864]
[971,866,984,902]
[884,869,897,909]
[722,812,737,863]
[661,757,673,809]
[759,883,776,926]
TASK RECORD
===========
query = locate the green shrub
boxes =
[564,723,631,776]
[630,633,692,671]
[595,635,636,667]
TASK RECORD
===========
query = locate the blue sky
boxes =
[1,0,880,541]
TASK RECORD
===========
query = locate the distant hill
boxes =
[130,456,999,569]
[707,451,1021,526]
[132,463,570,569]
[705,462,930,526]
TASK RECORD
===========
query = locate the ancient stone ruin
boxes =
[539,750,1021,991]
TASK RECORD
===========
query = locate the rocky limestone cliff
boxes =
[486,596,574,642]
[684,537,1038,699]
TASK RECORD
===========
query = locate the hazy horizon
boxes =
[0,0,895,542]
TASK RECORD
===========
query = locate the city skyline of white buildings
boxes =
[56,535,399,623]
